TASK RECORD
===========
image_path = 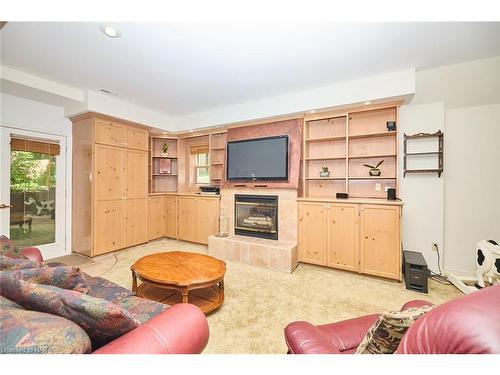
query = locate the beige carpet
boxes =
[81,239,462,354]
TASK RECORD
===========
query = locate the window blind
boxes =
[10,138,61,156]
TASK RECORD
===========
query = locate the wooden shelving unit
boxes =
[302,105,399,199]
[149,135,179,193]
[403,130,444,177]
[209,132,227,186]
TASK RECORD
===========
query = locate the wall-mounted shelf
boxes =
[403,130,444,177]
[209,132,227,186]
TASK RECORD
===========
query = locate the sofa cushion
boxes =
[113,295,167,323]
[0,235,27,259]
[0,296,91,354]
[356,305,434,354]
[85,276,134,302]
[0,255,44,271]
[0,278,141,348]
[0,266,89,293]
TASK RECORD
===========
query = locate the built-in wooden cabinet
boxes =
[148,196,165,240]
[164,196,178,239]
[72,113,149,257]
[178,196,196,242]
[298,199,401,280]
[298,202,328,265]
[359,204,400,280]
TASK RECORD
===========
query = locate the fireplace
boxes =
[234,195,278,240]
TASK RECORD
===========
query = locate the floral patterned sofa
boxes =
[0,236,209,354]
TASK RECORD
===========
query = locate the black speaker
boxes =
[403,251,428,293]
[386,121,396,131]
[336,192,348,199]
[387,188,396,200]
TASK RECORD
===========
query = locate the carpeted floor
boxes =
[78,239,462,354]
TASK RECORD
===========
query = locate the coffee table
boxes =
[131,251,226,314]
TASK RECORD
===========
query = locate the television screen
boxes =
[226,135,289,181]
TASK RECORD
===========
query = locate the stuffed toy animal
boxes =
[475,239,500,288]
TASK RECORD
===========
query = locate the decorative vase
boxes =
[216,211,229,237]
[319,171,330,177]
[369,168,381,176]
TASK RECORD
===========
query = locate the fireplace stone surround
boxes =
[208,188,298,273]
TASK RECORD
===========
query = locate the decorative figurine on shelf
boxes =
[363,160,384,176]
[319,166,330,177]
[161,143,169,157]
[475,239,500,288]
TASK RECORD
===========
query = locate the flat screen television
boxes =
[226,135,289,181]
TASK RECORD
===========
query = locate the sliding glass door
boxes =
[0,127,68,258]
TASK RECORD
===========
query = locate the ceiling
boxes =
[1,22,499,116]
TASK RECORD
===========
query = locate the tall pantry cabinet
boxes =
[71,113,149,257]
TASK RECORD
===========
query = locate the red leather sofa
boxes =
[284,284,500,354]
[13,246,210,354]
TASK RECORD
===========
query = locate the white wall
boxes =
[444,104,500,273]
[398,103,445,272]
[399,56,500,274]
[0,93,72,259]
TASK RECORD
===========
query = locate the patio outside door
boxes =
[0,127,68,259]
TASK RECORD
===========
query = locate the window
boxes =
[190,146,209,185]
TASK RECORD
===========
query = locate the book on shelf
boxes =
[159,159,172,174]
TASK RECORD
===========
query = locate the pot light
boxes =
[309,110,316,113]
[100,25,121,38]
[364,101,371,105]
[189,129,194,132]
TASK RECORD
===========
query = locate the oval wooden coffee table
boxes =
[131,251,226,314]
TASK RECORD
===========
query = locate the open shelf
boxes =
[211,146,225,150]
[404,131,444,177]
[303,105,398,199]
[152,173,178,176]
[152,156,178,159]
[348,131,396,140]
[150,136,179,193]
[209,132,227,186]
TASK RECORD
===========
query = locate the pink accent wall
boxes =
[222,119,303,189]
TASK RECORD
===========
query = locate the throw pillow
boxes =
[0,235,27,259]
[0,266,89,293]
[0,255,44,271]
[0,302,91,354]
[356,305,434,354]
[0,278,141,348]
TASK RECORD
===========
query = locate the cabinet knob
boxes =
[365,236,368,239]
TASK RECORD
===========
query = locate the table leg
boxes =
[219,279,225,302]
[181,287,189,303]
[131,271,138,295]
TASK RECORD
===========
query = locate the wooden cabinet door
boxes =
[148,197,165,240]
[178,197,196,242]
[124,149,148,199]
[298,202,327,265]
[94,200,124,255]
[94,144,124,200]
[164,196,178,239]
[94,120,126,147]
[126,127,149,150]
[124,198,148,247]
[359,205,401,280]
[328,204,358,272]
[195,198,219,245]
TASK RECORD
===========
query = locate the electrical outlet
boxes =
[432,243,439,252]
[375,183,381,191]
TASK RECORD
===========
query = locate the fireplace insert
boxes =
[234,194,278,240]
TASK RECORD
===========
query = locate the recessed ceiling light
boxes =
[189,129,194,132]
[99,25,121,38]
[163,132,167,135]
[309,110,316,113]
[364,101,371,105]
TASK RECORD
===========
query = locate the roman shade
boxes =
[10,138,60,156]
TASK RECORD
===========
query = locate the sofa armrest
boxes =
[284,321,341,354]
[93,303,209,354]
[21,247,43,262]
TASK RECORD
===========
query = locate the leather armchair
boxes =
[94,303,209,354]
[285,285,500,354]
